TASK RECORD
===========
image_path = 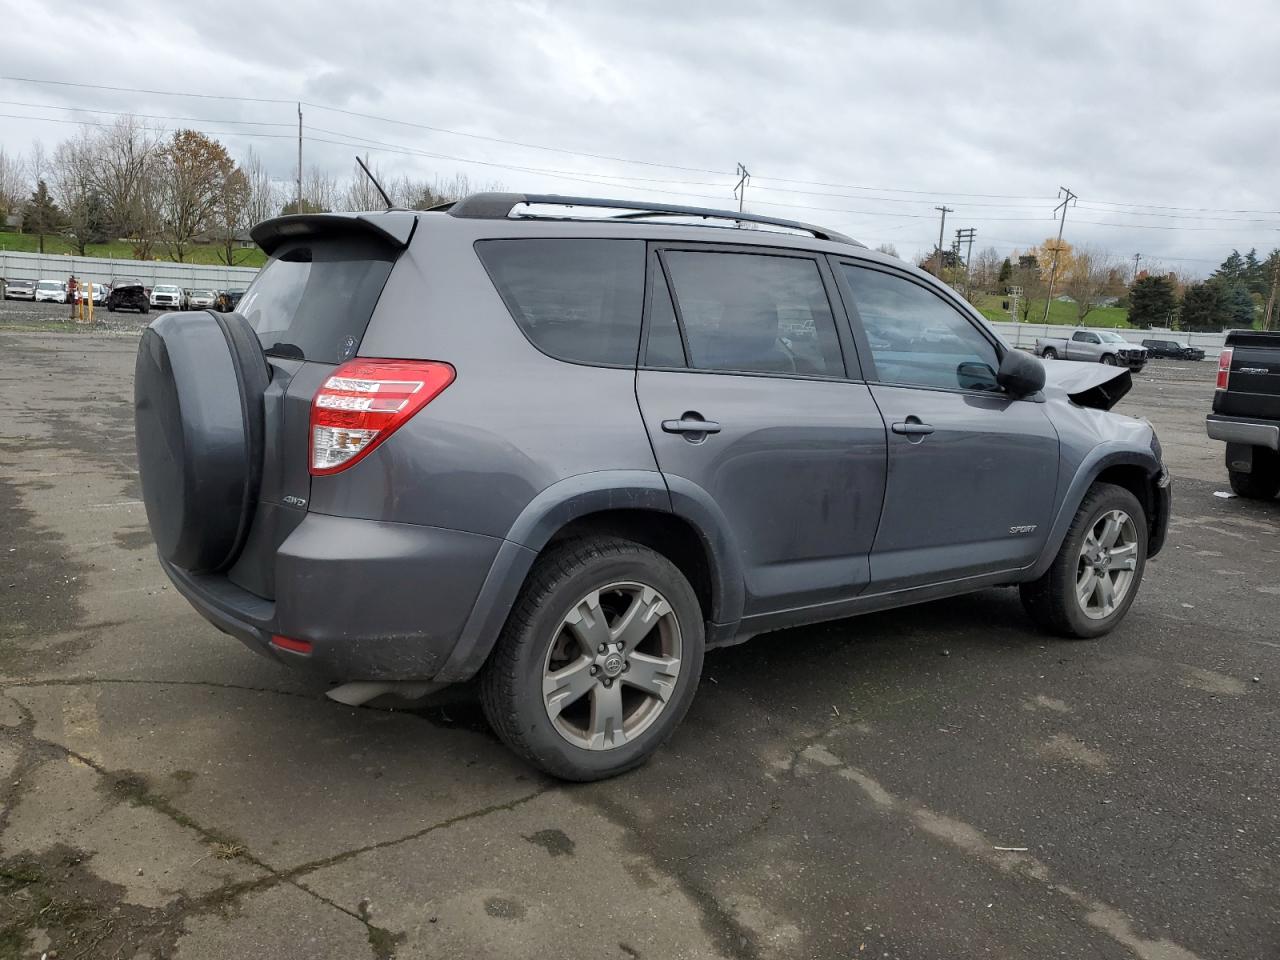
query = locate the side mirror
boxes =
[956,361,1000,392]
[996,349,1046,397]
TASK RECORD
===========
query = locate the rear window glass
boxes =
[237,238,395,363]
[475,239,645,366]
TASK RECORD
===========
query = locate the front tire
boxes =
[480,536,704,781]
[1020,483,1147,638]
[1042,347,1057,360]
[1229,448,1280,500]
[1102,354,1118,366]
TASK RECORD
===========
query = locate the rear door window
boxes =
[661,250,844,377]
[476,239,645,366]
[237,236,396,363]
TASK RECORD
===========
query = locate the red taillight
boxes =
[309,358,455,475]
[1216,348,1233,390]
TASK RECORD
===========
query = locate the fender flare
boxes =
[1029,444,1163,580]
[434,470,745,682]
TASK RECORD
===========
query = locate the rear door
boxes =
[833,260,1059,591]
[225,216,412,599]
[635,244,886,616]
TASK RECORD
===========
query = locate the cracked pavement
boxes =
[0,327,1276,959]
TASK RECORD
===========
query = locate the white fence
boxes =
[988,320,1226,353]
[0,249,259,290]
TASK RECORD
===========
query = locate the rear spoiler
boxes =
[250,211,418,256]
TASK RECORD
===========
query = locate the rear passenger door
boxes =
[635,245,887,618]
[833,261,1059,591]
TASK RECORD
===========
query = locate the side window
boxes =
[475,239,645,366]
[644,270,687,367]
[840,264,1001,392]
[662,251,844,377]
[1072,331,1088,342]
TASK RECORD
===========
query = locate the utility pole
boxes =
[934,205,953,278]
[1132,252,1142,283]
[1263,255,1280,331]
[296,103,303,213]
[733,163,750,213]
[956,227,977,295]
[1041,186,1077,323]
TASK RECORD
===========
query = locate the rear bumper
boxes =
[161,512,521,682]
[1205,414,1280,451]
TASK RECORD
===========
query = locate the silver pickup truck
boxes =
[1034,329,1147,371]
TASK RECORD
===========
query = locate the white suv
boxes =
[150,285,186,310]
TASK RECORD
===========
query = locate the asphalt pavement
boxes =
[0,319,1276,960]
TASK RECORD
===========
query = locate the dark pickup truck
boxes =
[1206,329,1280,499]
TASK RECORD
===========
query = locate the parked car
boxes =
[185,289,217,310]
[215,289,247,312]
[34,280,67,304]
[73,282,109,306]
[1206,329,1280,499]
[134,194,1171,781]
[150,284,186,311]
[1035,329,1147,371]
[4,279,36,301]
[1142,338,1205,361]
[107,280,149,314]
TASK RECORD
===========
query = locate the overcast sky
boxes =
[1,0,1276,274]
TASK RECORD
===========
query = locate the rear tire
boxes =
[1229,449,1280,500]
[1042,348,1057,360]
[480,536,704,781]
[1020,483,1147,639]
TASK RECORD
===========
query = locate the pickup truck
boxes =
[1142,337,1205,361]
[1034,329,1148,371]
[1206,329,1280,499]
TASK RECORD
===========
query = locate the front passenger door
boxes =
[835,262,1060,592]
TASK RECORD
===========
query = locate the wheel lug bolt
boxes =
[603,678,612,687]
[590,665,599,675]
[598,644,606,653]
[623,661,630,672]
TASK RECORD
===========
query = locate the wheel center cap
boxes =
[602,653,624,678]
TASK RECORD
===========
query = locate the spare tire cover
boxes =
[134,311,268,573]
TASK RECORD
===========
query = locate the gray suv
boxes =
[134,194,1171,781]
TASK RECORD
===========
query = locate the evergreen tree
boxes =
[21,180,62,254]
[1180,282,1225,331]
[1219,282,1257,328]
[1212,250,1246,284]
[1127,275,1178,329]
[998,257,1012,286]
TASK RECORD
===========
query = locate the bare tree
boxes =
[51,130,102,255]
[1011,256,1046,322]
[304,165,337,212]
[92,115,164,244]
[213,167,251,265]
[338,156,389,212]
[874,242,900,258]
[0,147,27,228]
[158,129,236,262]
[241,147,279,228]
[972,246,1001,292]
[1064,247,1118,322]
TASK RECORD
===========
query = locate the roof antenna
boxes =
[355,155,394,210]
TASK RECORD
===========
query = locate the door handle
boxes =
[662,416,721,435]
[891,419,934,437]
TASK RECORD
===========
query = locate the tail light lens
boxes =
[310,358,455,475]
[1216,348,1233,390]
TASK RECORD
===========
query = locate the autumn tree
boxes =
[157,130,236,261]
[1063,247,1117,322]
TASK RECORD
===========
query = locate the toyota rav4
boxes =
[134,194,1171,781]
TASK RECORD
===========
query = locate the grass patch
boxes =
[0,231,265,267]
[974,293,1130,328]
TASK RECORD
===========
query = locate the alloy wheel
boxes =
[1076,509,1139,619]
[542,582,682,750]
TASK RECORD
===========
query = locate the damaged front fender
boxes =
[1040,360,1132,411]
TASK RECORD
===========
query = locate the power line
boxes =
[0,99,293,127]
[0,74,293,104]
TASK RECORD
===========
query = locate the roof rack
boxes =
[443,192,862,246]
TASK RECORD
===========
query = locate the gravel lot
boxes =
[0,322,1275,960]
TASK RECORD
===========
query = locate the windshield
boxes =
[36,281,61,291]
[1098,331,1127,343]
[155,285,180,294]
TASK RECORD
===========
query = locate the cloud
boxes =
[0,0,1276,270]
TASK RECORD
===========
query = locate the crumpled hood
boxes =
[1040,359,1132,411]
